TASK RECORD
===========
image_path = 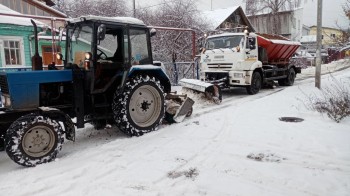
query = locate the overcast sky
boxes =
[132,0,349,29]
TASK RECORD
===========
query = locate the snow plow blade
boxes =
[173,97,195,122]
[179,78,222,104]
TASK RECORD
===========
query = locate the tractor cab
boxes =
[62,16,155,94]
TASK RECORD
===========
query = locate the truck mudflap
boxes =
[179,78,222,104]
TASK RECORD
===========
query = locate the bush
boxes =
[304,76,350,123]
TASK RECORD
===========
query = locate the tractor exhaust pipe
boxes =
[30,19,43,71]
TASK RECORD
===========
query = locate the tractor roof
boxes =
[68,15,146,26]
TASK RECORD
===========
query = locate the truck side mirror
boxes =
[247,37,256,50]
[98,24,106,41]
[198,37,203,48]
[150,28,156,37]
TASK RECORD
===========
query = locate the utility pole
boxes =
[315,0,322,89]
[133,0,136,17]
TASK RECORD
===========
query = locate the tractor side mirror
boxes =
[97,24,106,41]
[150,28,156,37]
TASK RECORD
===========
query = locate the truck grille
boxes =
[0,75,9,94]
[207,63,233,69]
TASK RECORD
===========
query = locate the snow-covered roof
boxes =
[202,6,240,30]
[300,35,317,43]
[69,16,145,26]
[202,6,254,32]
[0,4,45,27]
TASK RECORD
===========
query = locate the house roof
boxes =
[309,25,345,32]
[0,4,45,27]
[202,6,254,31]
[300,35,317,43]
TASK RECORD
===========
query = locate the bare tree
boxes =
[53,0,128,17]
[344,0,350,19]
[138,0,209,62]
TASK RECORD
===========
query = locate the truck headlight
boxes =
[233,73,244,78]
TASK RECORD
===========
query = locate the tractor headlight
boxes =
[1,94,11,107]
[0,95,4,107]
[85,52,92,60]
[233,73,244,78]
[56,53,63,60]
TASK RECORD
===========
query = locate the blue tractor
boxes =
[0,16,193,167]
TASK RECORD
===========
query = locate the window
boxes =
[129,28,151,65]
[331,33,336,38]
[0,37,25,67]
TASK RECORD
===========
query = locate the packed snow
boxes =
[0,61,349,196]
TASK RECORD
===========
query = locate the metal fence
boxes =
[163,57,200,85]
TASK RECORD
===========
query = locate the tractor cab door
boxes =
[93,24,129,93]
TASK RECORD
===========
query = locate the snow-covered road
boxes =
[0,63,349,196]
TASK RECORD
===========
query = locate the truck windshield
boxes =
[66,24,93,67]
[205,35,244,50]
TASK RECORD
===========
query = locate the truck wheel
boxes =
[278,68,296,86]
[246,72,262,95]
[5,114,64,167]
[113,75,165,136]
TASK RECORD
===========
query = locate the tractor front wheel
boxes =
[5,114,64,167]
[113,75,166,136]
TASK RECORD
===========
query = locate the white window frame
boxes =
[0,36,26,67]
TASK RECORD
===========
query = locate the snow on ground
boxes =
[0,61,350,196]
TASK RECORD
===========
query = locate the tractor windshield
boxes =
[205,35,244,50]
[129,28,152,65]
[66,24,93,67]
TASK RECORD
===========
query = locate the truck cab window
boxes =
[205,35,244,49]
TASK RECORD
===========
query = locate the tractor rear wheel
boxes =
[113,75,166,136]
[5,114,64,167]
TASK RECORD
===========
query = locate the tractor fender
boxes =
[128,65,171,93]
[38,107,75,142]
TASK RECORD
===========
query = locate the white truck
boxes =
[181,31,301,97]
